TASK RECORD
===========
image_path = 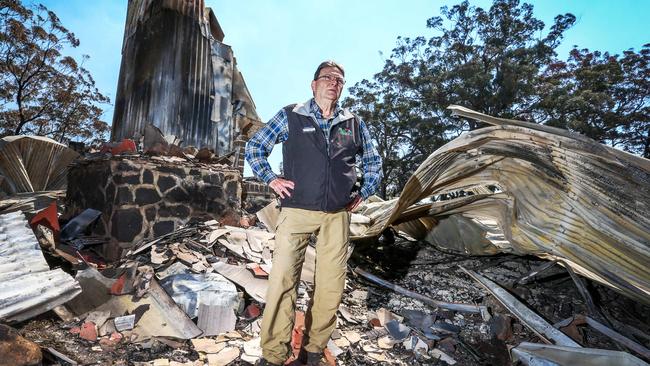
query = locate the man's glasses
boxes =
[317,74,345,86]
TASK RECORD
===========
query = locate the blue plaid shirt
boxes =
[245,99,382,199]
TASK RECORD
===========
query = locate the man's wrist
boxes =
[261,172,278,185]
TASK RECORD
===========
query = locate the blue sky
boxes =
[36,0,649,174]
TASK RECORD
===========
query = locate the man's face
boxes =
[311,66,345,103]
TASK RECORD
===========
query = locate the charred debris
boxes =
[1,1,650,365]
[1,103,649,365]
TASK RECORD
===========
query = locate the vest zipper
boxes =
[312,115,332,211]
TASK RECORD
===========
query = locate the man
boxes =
[245,60,382,366]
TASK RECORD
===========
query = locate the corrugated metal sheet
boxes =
[353,106,650,305]
[0,136,79,194]
[0,211,81,322]
[112,0,262,156]
[0,190,65,216]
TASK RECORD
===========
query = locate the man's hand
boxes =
[269,178,295,199]
[346,194,363,212]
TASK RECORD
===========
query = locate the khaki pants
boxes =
[260,207,351,364]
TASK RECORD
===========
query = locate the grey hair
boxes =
[313,60,345,80]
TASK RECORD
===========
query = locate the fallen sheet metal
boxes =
[94,278,202,340]
[460,266,581,347]
[354,267,483,313]
[197,292,238,336]
[0,211,81,322]
[0,190,65,215]
[424,214,505,255]
[577,315,650,360]
[112,0,263,156]
[353,105,650,305]
[60,208,102,242]
[0,136,79,194]
[212,261,268,303]
[511,342,649,366]
[66,267,117,315]
[159,272,240,324]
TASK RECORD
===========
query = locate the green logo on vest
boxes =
[339,127,353,136]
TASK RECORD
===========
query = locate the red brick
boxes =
[79,321,97,341]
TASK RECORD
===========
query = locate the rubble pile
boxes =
[2,199,649,365]
[1,108,648,365]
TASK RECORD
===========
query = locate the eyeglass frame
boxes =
[316,74,346,86]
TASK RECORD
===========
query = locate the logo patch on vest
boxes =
[302,127,316,133]
[338,127,353,136]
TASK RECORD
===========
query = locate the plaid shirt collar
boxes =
[309,98,342,119]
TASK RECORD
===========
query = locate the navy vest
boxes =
[280,104,362,212]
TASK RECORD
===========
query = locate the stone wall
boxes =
[242,179,275,213]
[66,157,242,258]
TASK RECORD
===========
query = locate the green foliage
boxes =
[538,46,650,157]
[344,0,576,197]
[0,0,110,145]
[345,0,649,198]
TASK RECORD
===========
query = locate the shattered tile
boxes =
[99,319,117,337]
[376,308,403,326]
[431,348,456,365]
[217,238,245,257]
[364,327,388,340]
[212,261,267,303]
[206,347,239,366]
[207,228,230,244]
[350,289,368,303]
[384,319,411,340]
[342,331,361,344]
[223,331,242,339]
[246,319,262,335]
[330,329,342,340]
[84,310,111,329]
[377,335,400,349]
[333,337,350,348]
[327,339,344,357]
[151,246,170,264]
[242,337,262,360]
[246,263,268,278]
[337,305,358,324]
[403,336,428,354]
[191,338,226,354]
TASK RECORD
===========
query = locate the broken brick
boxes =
[110,273,127,295]
[79,321,98,341]
[243,304,262,320]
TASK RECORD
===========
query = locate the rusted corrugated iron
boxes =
[112,0,262,156]
[0,136,79,194]
[0,211,81,322]
[352,106,650,305]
